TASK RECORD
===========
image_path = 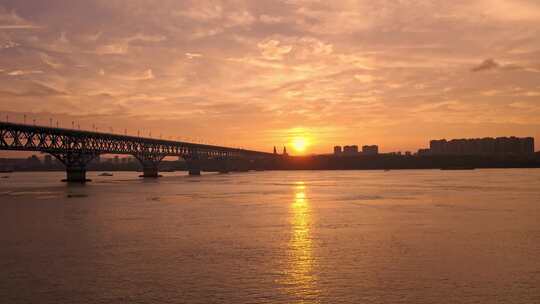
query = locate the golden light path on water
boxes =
[283,181,319,302]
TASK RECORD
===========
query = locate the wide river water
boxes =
[1,169,539,303]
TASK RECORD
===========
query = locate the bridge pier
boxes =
[51,152,98,183]
[230,158,250,172]
[142,164,160,178]
[135,154,165,178]
[218,157,230,174]
[187,159,201,175]
[186,151,201,176]
[65,166,88,182]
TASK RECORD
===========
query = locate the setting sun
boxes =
[291,137,309,153]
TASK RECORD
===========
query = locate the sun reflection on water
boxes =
[284,181,319,301]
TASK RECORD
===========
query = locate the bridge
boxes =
[0,122,277,182]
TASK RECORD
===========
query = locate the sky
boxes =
[1,0,539,154]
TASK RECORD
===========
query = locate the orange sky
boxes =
[1,0,539,155]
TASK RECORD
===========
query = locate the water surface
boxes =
[1,170,539,303]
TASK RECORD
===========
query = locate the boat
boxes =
[98,172,114,176]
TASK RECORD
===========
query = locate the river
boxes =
[1,169,539,303]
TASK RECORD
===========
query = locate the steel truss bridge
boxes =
[0,122,277,182]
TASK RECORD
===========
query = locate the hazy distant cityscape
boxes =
[332,136,535,157]
[2,136,538,173]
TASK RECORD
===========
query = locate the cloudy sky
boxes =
[1,0,539,153]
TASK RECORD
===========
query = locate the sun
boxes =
[291,137,309,153]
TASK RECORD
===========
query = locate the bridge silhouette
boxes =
[0,122,278,182]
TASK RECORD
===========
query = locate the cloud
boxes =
[225,11,255,28]
[185,52,202,59]
[174,4,223,21]
[6,70,44,76]
[0,40,18,49]
[94,33,166,55]
[354,74,376,83]
[1,1,539,152]
[0,82,65,97]
[95,43,128,55]
[0,9,41,30]
[471,59,539,73]
[0,24,40,29]
[258,39,293,60]
[116,69,155,81]
[477,0,540,22]
[40,53,63,69]
[471,59,499,72]
[259,14,283,24]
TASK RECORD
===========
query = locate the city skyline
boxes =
[1,1,540,154]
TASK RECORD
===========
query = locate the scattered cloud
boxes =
[94,33,166,55]
[225,11,255,28]
[354,74,376,83]
[95,43,128,55]
[471,58,539,73]
[0,40,18,49]
[115,69,155,81]
[0,1,539,152]
[0,9,41,30]
[6,70,43,76]
[40,53,63,69]
[471,59,499,72]
[185,52,202,59]
[259,14,283,24]
[174,4,223,21]
[258,39,293,60]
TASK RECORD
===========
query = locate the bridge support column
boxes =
[51,152,98,183]
[187,159,201,176]
[187,151,201,176]
[66,166,88,182]
[218,157,230,174]
[135,154,165,178]
[230,158,249,172]
[142,164,160,178]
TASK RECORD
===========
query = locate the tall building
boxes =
[343,145,359,156]
[362,145,379,155]
[334,146,342,155]
[428,137,535,156]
